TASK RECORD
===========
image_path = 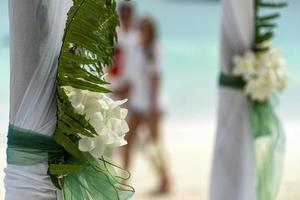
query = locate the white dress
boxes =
[109,28,139,89]
[123,43,164,114]
[117,28,139,56]
[210,0,257,200]
[5,0,71,199]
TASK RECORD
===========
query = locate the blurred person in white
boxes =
[122,17,172,194]
[109,2,138,96]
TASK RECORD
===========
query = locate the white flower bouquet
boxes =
[64,86,129,158]
[233,46,288,101]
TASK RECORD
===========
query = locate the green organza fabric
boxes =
[7,124,65,165]
[7,124,133,200]
[60,163,132,200]
[250,100,285,200]
[219,73,285,200]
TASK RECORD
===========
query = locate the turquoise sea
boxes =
[0,0,299,129]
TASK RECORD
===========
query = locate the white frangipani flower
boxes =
[78,136,105,158]
[64,87,129,158]
[233,51,257,79]
[66,88,88,114]
[275,66,289,91]
[69,88,86,103]
[245,71,276,101]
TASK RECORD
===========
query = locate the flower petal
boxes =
[79,137,96,152]
[109,118,122,132]
[120,108,128,119]
[74,104,85,115]
[106,131,127,147]
[89,118,104,134]
[107,134,127,148]
[120,120,129,134]
[99,128,113,143]
[98,99,110,110]
[69,89,87,107]
[89,138,105,158]
[110,99,127,109]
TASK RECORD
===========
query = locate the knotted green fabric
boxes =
[7,124,65,165]
[219,73,285,200]
[219,73,246,90]
[6,124,134,200]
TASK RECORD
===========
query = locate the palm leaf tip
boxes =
[58,0,119,92]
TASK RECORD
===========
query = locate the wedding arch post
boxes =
[5,0,71,199]
[210,0,256,199]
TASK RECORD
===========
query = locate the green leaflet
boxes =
[54,130,86,163]
[59,77,112,93]
[253,0,287,52]
[257,13,280,21]
[52,0,134,199]
[49,164,85,175]
[258,2,288,8]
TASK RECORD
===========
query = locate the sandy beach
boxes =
[128,120,300,200]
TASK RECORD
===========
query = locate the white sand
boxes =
[129,120,300,200]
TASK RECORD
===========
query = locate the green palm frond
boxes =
[52,0,135,199]
[253,0,288,52]
[58,0,119,93]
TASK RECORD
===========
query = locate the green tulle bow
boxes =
[250,99,285,200]
[219,73,285,200]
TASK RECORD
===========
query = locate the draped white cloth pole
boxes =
[5,0,71,199]
[210,0,257,200]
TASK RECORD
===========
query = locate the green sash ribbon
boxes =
[7,124,65,165]
[6,124,134,200]
[219,73,285,200]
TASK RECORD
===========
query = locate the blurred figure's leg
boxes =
[147,113,171,193]
[123,113,142,170]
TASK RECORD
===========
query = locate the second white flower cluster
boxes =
[64,86,129,158]
[233,46,288,101]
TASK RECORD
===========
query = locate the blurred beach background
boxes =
[0,0,299,199]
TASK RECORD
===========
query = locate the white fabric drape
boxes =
[5,0,71,199]
[210,0,256,200]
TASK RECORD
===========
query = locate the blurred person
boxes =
[123,17,171,194]
[109,2,138,98]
